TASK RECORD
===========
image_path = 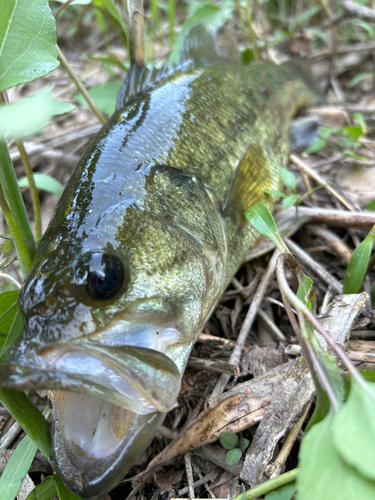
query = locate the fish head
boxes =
[1,197,208,497]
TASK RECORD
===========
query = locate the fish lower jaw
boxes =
[51,390,166,499]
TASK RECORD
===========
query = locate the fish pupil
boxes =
[87,254,125,300]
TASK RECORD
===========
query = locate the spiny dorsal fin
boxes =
[116,64,171,110]
[116,24,238,110]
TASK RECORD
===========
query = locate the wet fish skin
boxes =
[0,55,316,498]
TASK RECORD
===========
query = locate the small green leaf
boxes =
[298,411,375,500]
[0,291,23,361]
[25,475,58,500]
[265,482,296,500]
[220,431,238,450]
[245,202,288,253]
[0,435,37,500]
[93,0,129,43]
[239,438,250,451]
[366,199,375,211]
[352,112,367,132]
[264,189,287,198]
[169,4,231,64]
[75,80,123,115]
[281,168,297,190]
[225,448,242,465]
[0,0,59,92]
[241,48,253,65]
[18,173,64,196]
[0,238,16,271]
[282,194,298,209]
[54,474,82,500]
[0,88,74,139]
[306,127,333,153]
[343,225,375,294]
[332,381,375,481]
[338,126,363,141]
[347,72,372,89]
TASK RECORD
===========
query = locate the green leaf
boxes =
[0,291,23,361]
[18,173,64,196]
[352,112,367,132]
[0,0,59,92]
[347,72,372,89]
[332,381,375,481]
[169,4,232,64]
[0,389,52,460]
[306,127,333,153]
[282,194,298,209]
[0,88,74,139]
[317,350,346,405]
[25,476,58,500]
[304,392,331,432]
[265,482,296,500]
[366,199,375,211]
[54,474,82,500]
[0,237,16,271]
[281,168,297,190]
[298,411,375,500]
[241,48,253,65]
[220,431,238,450]
[74,80,123,115]
[264,189,287,198]
[225,448,242,465]
[0,435,37,500]
[338,126,363,141]
[245,202,288,253]
[239,438,250,451]
[92,0,129,48]
[343,225,375,294]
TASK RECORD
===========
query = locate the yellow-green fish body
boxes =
[0,30,316,498]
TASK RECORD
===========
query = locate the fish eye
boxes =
[75,253,127,301]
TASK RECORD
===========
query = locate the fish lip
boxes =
[51,399,166,499]
[0,339,182,414]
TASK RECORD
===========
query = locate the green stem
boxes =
[0,185,32,273]
[275,253,366,389]
[0,138,36,267]
[58,47,106,125]
[167,0,175,46]
[231,469,297,500]
[15,139,42,240]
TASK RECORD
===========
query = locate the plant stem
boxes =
[128,0,145,67]
[0,136,36,261]
[15,139,42,240]
[58,47,106,125]
[276,253,366,390]
[231,468,297,500]
[0,187,32,273]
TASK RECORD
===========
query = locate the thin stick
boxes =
[211,249,279,398]
[58,47,106,125]
[285,237,342,294]
[54,0,75,19]
[128,0,145,67]
[290,154,358,211]
[184,453,195,500]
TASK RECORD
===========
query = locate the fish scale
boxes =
[0,28,317,498]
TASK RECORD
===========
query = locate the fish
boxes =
[0,27,317,499]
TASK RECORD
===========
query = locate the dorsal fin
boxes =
[116,24,239,110]
[116,64,171,110]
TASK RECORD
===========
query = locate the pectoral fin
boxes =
[223,145,276,220]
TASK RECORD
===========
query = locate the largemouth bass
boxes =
[0,29,316,498]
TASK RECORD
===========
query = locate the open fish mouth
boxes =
[0,331,183,498]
